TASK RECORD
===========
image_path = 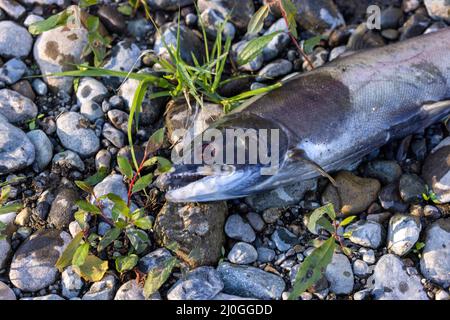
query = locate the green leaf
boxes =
[145,128,166,155]
[415,242,426,251]
[281,0,298,38]
[118,4,133,16]
[247,4,270,35]
[237,31,281,65]
[132,174,153,193]
[72,243,90,266]
[74,210,87,229]
[143,256,177,298]
[288,237,336,300]
[0,186,10,203]
[341,246,352,257]
[28,9,70,35]
[97,227,122,252]
[316,217,334,234]
[55,232,84,272]
[117,156,133,179]
[80,0,98,8]
[307,203,335,234]
[84,166,109,186]
[115,254,138,273]
[76,200,101,214]
[303,35,327,55]
[0,203,22,215]
[73,255,108,282]
[339,216,357,228]
[134,216,153,230]
[143,156,172,174]
[127,229,149,254]
[75,180,93,194]
[106,193,130,220]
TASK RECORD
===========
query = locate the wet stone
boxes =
[224,214,255,243]
[227,242,258,265]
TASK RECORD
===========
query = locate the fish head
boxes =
[157,112,292,202]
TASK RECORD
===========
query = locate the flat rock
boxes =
[0,21,32,58]
[0,114,35,174]
[325,253,354,295]
[154,202,227,268]
[227,242,258,265]
[217,262,285,300]
[371,254,428,300]
[82,274,117,300]
[9,230,71,292]
[387,214,421,256]
[345,220,384,249]
[420,219,450,287]
[56,112,100,157]
[167,267,223,300]
[26,129,53,171]
[0,281,15,300]
[0,89,38,123]
[47,188,79,229]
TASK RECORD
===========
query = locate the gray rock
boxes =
[399,12,431,40]
[378,183,409,212]
[245,179,317,211]
[224,214,255,243]
[371,254,427,300]
[0,58,27,84]
[127,18,154,38]
[257,247,276,263]
[68,221,82,238]
[154,202,227,268]
[0,89,38,123]
[0,114,35,174]
[82,274,117,300]
[102,122,125,148]
[115,280,161,300]
[92,174,128,219]
[0,238,11,269]
[0,281,15,300]
[360,248,376,264]
[104,40,141,74]
[0,21,32,58]
[26,130,53,171]
[256,59,293,82]
[61,266,84,299]
[21,0,67,6]
[420,219,450,287]
[95,149,111,170]
[32,79,48,96]
[47,188,79,229]
[199,8,235,40]
[56,112,100,157]
[228,242,258,264]
[422,142,450,203]
[138,248,173,274]
[271,227,299,252]
[217,262,285,300]
[232,39,263,72]
[365,160,402,184]
[345,220,384,249]
[398,174,426,203]
[325,253,354,295]
[0,0,26,20]
[262,19,290,62]
[80,101,103,122]
[52,150,85,172]
[246,212,265,232]
[154,23,204,65]
[198,0,254,29]
[329,46,347,61]
[107,109,129,133]
[387,214,421,256]
[21,294,65,300]
[33,22,88,92]
[167,267,223,300]
[435,289,450,300]
[76,77,108,105]
[147,0,193,10]
[425,0,450,21]
[9,230,72,292]
[23,14,44,27]
[353,259,370,277]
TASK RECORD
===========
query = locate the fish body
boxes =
[163,28,450,202]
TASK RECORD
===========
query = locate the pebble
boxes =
[387,214,421,256]
[47,188,79,229]
[82,274,117,300]
[0,281,16,300]
[353,259,370,277]
[435,289,450,301]
[200,8,235,40]
[33,23,88,92]
[76,77,108,105]
[56,112,100,157]
[0,0,25,19]
[360,248,376,264]
[292,0,345,34]
[345,220,384,249]
[217,262,285,300]
[107,109,129,133]
[325,253,354,295]
[11,80,35,101]
[95,149,111,170]
[9,230,71,292]
[26,130,53,171]
[0,238,11,269]
[256,59,293,82]
[371,254,428,300]
[80,101,104,122]
[97,5,126,34]
[198,0,254,30]
[167,267,223,300]
[224,214,256,243]
[398,174,426,203]
[364,160,402,185]
[103,40,141,75]
[147,0,193,11]
[154,202,227,268]
[0,21,32,58]
[228,242,258,264]
[102,123,125,148]
[115,280,159,300]
[322,171,381,216]
[0,88,38,123]
[262,19,290,62]
[420,218,450,287]
[52,150,85,172]
[0,114,35,174]
[246,212,265,232]
[378,183,408,212]
[232,40,263,72]
[0,58,27,84]
[271,227,299,252]
[23,14,43,27]
[257,247,276,263]
[32,79,48,96]
[422,142,450,203]
[138,248,173,274]
[61,266,84,299]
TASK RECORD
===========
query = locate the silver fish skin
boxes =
[163,28,450,202]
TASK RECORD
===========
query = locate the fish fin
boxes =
[286,148,337,187]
